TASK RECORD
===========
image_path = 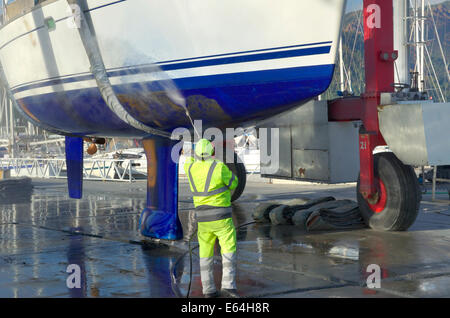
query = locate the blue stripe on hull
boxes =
[11,44,331,94]
[17,64,334,137]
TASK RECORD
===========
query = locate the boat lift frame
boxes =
[328,0,396,203]
[325,0,449,229]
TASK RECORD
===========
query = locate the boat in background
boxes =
[91,147,147,179]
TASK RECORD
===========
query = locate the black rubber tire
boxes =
[357,152,421,231]
[225,153,247,202]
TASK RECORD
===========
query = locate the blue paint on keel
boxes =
[65,136,84,199]
[138,136,183,240]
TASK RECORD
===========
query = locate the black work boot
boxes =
[204,291,219,298]
[221,289,240,298]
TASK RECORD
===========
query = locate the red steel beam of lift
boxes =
[328,0,397,202]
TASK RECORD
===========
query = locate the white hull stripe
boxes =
[11,41,331,94]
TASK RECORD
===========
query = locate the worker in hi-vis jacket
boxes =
[184,139,239,298]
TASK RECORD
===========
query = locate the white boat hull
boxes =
[0,0,346,136]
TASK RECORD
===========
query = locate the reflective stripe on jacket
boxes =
[184,157,238,212]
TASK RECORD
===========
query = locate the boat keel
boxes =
[65,136,84,199]
[139,135,183,240]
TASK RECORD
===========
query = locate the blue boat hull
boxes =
[15,64,334,137]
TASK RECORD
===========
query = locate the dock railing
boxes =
[431,165,450,203]
[0,158,138,182]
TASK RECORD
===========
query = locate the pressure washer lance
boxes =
[172,95,201,140]
[171,96,200,297]
[184,108,201,140]
[173,96,241,298]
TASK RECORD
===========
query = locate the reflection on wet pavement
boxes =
[0,180,179,297]
[0,178,449,297]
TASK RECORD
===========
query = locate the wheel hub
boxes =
[368,177,387,213]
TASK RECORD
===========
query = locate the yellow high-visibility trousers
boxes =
[197,217,237,294]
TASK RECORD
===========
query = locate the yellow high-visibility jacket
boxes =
[184,157,238,208]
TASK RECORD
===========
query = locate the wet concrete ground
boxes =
[0,176,449,298]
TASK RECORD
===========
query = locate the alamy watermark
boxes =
[170,120,280,174]
[66,264,81,289]
[366,264,381,289]
[366,4,381,29]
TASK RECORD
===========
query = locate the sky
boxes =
[346,0,447,12]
